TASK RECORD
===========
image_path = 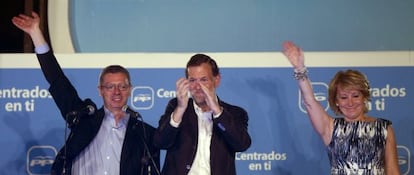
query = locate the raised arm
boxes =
[12,12,64,84]
[12,12,47,48]
[12,12,83,120]
[282,41,334,145]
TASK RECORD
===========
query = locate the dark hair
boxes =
[185,53,220,78]
[328,69,370,115]
[98,65,131,85]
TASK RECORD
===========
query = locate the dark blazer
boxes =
[36,51,160,175]
[154,98,251,175]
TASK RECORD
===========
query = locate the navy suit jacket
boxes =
[36,51,160,175]
[154,98,251,175]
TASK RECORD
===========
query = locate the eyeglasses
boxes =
[188,77,210,84]
[100,83,131,91]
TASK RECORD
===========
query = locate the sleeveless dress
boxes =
[327,118,391,175]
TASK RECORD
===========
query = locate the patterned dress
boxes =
[327,118,391,175]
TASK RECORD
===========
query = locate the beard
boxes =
[192,93,208,108]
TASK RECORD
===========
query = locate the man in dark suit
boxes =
[12,12,160,175]
[154,54,251,175]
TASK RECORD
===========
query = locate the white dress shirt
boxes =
[170,99,223,175]
[187,105,213,175]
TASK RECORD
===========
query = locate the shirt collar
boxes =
[103,107,129,129]
[192,96,219,115]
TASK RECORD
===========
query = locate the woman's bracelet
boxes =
[293,67,308,81]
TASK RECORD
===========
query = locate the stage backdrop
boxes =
[0,52,413,174]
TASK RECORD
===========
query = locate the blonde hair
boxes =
[328,69,370,115]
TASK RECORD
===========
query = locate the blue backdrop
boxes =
[68,0,414,52]
[2,0,413,174]
[0,65,412,174]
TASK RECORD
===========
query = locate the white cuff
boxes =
[169,113,180,128]
[35,44,50,54]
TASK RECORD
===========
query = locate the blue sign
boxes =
[0,65,413,174]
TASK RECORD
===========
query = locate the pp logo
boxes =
[398,145,411,175]
[26,145,57,175]
[131,86,154,110]
[298,82,329,113]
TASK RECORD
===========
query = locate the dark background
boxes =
[1,0,24,52]
[0,0,49,53]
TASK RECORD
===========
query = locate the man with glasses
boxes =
[12,12,160,175]
[154,54,251,175]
